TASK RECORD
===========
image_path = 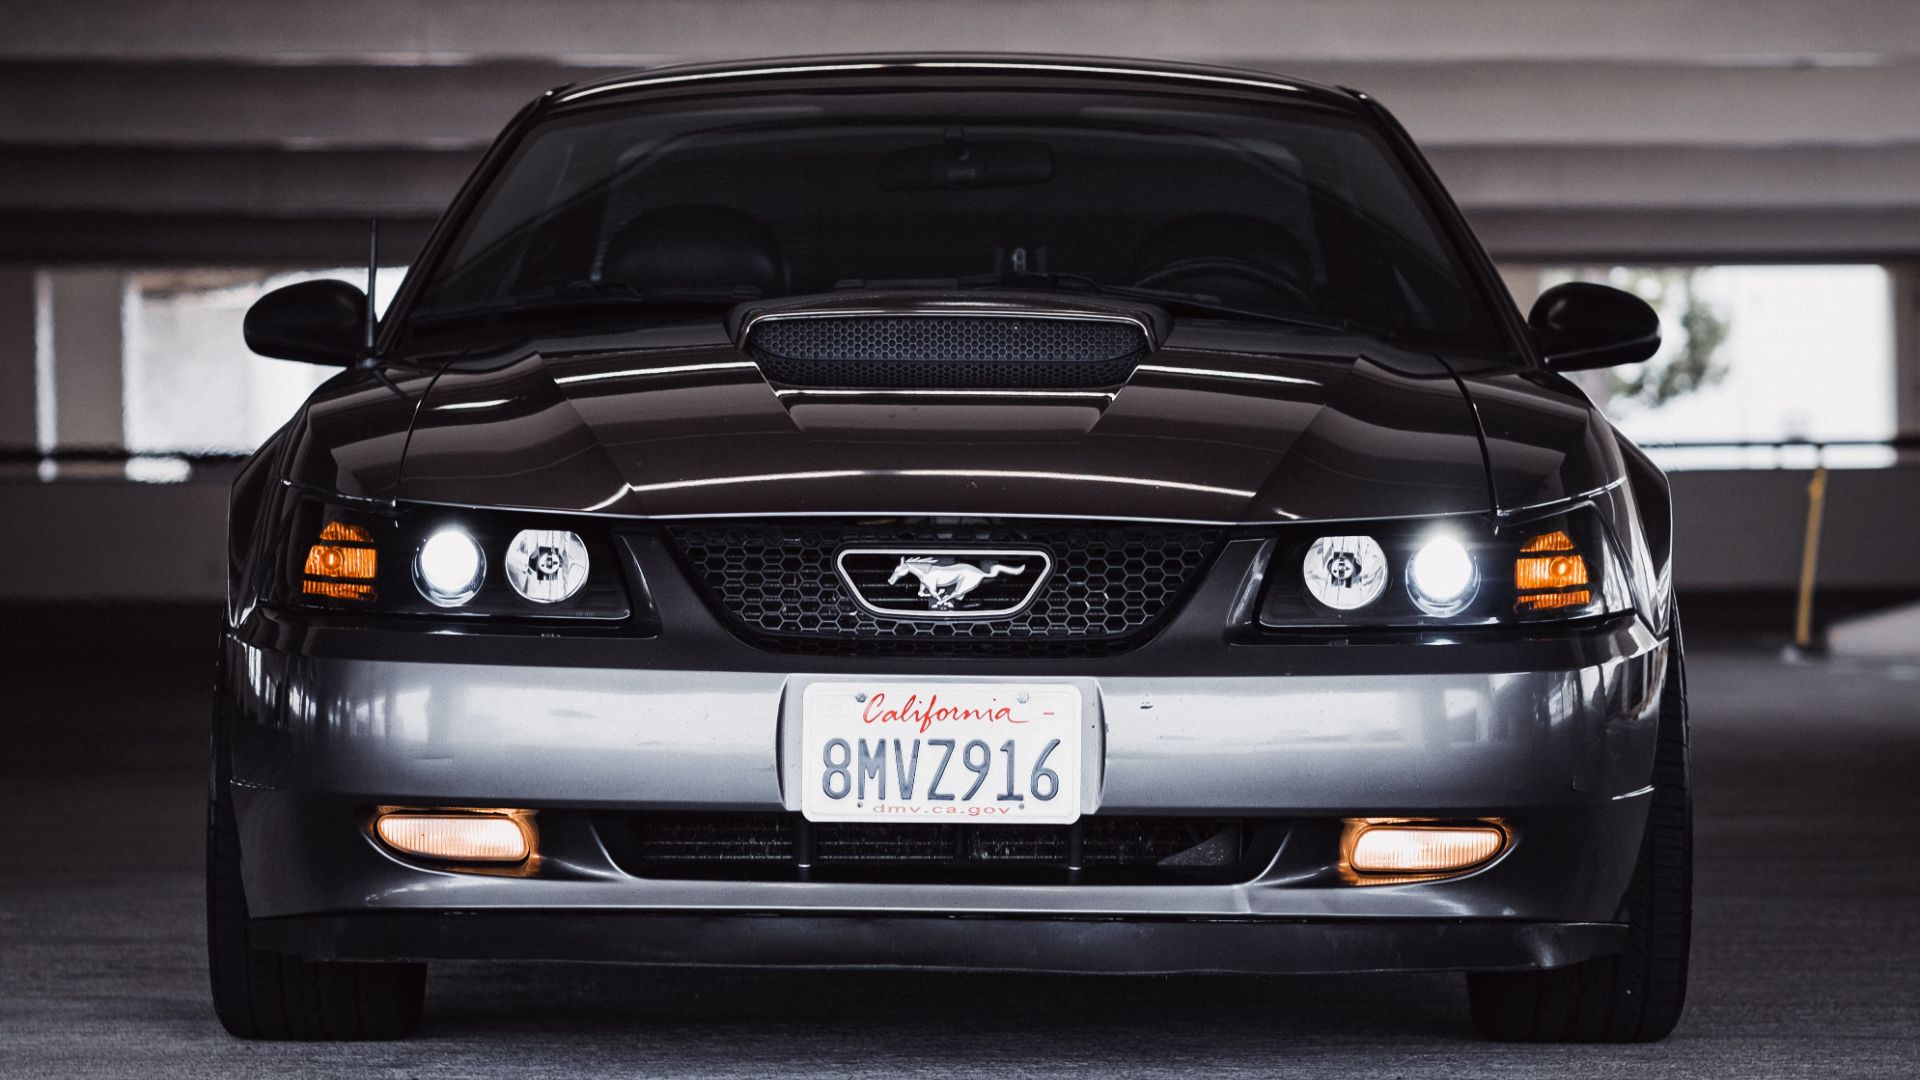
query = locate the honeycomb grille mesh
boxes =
[666,521,1220,656]
[626,817,1221,866]
[746,315,1146,388]
[602,812,1255,884]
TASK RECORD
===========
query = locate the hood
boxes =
[1447,360,1628,512]
[280,366,438,501]
[396,316,1494,524]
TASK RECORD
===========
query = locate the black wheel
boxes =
[1466,627,1692,1042]
[207,782,426,1040]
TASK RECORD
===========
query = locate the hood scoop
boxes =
[733,292,1164,389]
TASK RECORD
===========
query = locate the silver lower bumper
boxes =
[250,911,1629,975]
[223,615,1667,965]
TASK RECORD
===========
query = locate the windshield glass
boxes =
[401,84,1512,352]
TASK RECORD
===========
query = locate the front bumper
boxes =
[253,911,1626,975]
[222,539,1669,973]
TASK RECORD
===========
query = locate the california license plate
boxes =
[800,682,1083,824]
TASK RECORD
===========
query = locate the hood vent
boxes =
[743,312,1152,389]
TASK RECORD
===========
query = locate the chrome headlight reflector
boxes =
[504,529,590,603]
[1302,535,1389,610]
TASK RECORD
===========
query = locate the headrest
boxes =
[600,204,788,297]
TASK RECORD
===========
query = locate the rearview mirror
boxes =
[243,279,367,365]
[1527,282,1660,371]
[879,139,1054,191]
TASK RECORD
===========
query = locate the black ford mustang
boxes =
[215,55,1687,1042]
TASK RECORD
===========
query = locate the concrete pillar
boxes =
[0,270,36,450]
[42,269,128,450]
[1893,263,1920,441]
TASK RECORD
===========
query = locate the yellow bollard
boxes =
[1793,465,1829,651]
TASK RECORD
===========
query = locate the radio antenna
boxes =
[363,218,380,357]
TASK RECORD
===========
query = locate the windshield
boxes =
[401,84,1512,353]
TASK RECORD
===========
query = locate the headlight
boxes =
[504,529,590,603]
[277,498,635,623]
[1259,506,1632,629]
[1301,535,1389,610]
[1406,534,1477,616]
[414,528,486,606]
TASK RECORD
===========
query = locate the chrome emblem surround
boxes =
[835,547,1054,618]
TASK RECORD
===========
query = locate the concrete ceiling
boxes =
[8,0,1920,265]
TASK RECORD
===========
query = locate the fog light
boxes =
[1408,534,1478,615]
[374,810,532,862]
[1346,820,1505,878]
[414,528,485,606]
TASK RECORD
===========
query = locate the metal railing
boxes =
[0,447,250,483]
[1635,437,1918,650]
[1638,435,1920,470]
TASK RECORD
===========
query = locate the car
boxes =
[212,54,1688,1043]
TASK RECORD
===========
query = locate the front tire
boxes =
[206,783,426,1040]
[1466,629,1692,1042]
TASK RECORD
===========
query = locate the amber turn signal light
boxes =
[302,520,378,602]
[1514,530,1591,613]
[319,521,373,543]
[1340,819,1507,884]
[303,544,377,579]
[301,579,375,600]
[374,809,534,863]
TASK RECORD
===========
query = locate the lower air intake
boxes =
[599,812,1274,885]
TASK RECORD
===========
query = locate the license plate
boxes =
[800,682,1083,824]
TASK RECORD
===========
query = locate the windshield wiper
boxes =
[409,281,762,329]
[954,271,1398,340]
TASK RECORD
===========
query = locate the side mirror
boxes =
[243,280,367,365]
[1527,282,1660,371]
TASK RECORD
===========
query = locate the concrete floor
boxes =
[2,609,1916,1078]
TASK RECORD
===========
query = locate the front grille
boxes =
[745,314,1147,388]
[600,812,1272,885]
[666,521,1220,656]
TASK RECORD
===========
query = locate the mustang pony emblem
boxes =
[835,547,1052,617]
[888,557,1028,610]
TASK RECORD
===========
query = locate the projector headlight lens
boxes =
[414,528,485,606]
[504,529,590,603]
[1302,535,1389,611]
[1408,535,1478,615]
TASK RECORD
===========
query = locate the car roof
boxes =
[552,53,1367,112]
